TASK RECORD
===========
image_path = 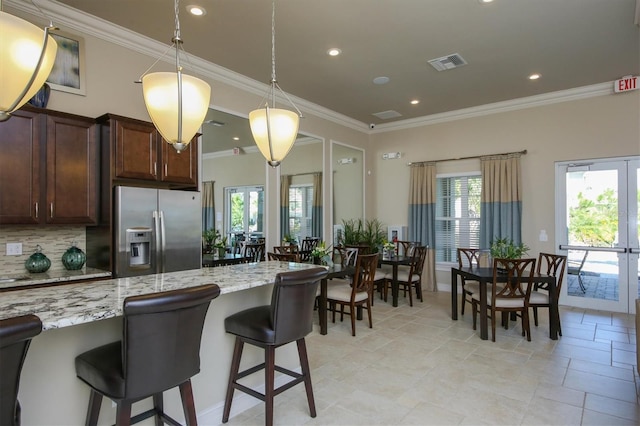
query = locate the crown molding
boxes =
[372,82,613,133]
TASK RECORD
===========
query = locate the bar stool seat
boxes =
[0,314,42,426]
[75,284,220,426]
[222,267,327,426]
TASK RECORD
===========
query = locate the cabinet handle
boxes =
[35,202,38,219]
[154,162,157,176]
[165,163,167,176]
[50,203,54,218]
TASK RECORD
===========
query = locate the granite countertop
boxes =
[0,267,112,290]
[0,262,323,330]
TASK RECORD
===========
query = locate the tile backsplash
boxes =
[0,226,86,275]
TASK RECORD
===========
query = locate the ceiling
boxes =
[50,0,639,129]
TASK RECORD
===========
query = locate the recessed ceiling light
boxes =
[478,0,494,4]
[233,137,239,141]
[187,5,206,16]
[373,76,390,85]
[529,73,541,80]
[410,99,420,105]
[327,48,341,56]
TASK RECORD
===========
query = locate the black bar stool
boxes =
[222,267,327,426]
[0,314,42,426]
[75,284,220,426]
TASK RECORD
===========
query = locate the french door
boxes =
[556,157,639,314]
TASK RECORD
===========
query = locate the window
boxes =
[225,185,264,238]
[435,174,481,262]
[288,185,314,241]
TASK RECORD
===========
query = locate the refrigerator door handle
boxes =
[153,210,162,272]
[159,210,167,273]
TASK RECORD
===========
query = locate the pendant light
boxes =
[249,2,302,167]
[138,0,211,153]
[0,1,58,122]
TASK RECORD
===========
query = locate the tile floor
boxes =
[224,291,640,425]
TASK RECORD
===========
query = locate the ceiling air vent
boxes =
[428,53,467,71]
[372,110,402,120]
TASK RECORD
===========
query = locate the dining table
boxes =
[378,255,413,307]
[450,266,559,340]
[317,263,354,335]
[202,253,249,267]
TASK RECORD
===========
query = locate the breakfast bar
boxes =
[1,261,321,425]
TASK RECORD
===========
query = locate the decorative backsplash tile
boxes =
[0,226,86,275]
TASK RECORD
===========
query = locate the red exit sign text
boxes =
[614,76,638,93]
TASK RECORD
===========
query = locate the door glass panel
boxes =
[565,168,620,300]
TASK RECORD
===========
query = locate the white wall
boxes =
[369,92,640,288]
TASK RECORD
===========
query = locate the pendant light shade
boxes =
[142,71,210,153]
[249,106,299,167]
[0,11,57,122]
[249,2,302,167]
[138,0,211,153]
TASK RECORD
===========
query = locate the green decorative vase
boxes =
[25,245,51,273]
[62,243,86,270]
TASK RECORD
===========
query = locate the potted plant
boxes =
[341,218,386,253]
[202,229,217,253]
[489,237,529,259]
[310,241,333,266]
[214,235,228,258]
[282,234,297,246]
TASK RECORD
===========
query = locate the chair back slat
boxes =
[267,251,300,262]
[242,242,265,262]
[492,258,536,301]
[457,248,481,268]
[351,253,378,294]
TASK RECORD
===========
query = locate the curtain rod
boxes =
[407,149,527,166]
[284,171,322,177]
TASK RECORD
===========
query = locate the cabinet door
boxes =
[114,119,158,180]
[0,110,42,224]
[46,114,98,224]
[160,137,198,186]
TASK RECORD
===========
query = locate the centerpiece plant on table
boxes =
[310,241,333,266]
[489,237,529,260]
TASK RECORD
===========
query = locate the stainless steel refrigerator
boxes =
[114,186,201,277]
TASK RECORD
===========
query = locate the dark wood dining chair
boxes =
[267,251,300,262]
[530,252,567,335]
[242,241,265,262]
[457,248,482,315]
[300,238,320,262]
[273,245,299,255]
[472,257,536,342]
[383,245,427,306]
[325,253,378,336]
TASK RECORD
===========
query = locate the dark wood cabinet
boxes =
[98,114,198,188]
[0,107,98,225]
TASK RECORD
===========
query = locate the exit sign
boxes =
[614,76,639,93]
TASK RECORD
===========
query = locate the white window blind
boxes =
[288,185,314,241]
[435,175,481,262]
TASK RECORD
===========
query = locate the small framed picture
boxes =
[46,31,86,96]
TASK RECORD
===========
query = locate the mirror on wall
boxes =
[200,109,266,244]
[279,136,324,244]
[332,141,364,245]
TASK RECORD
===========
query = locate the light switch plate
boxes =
[6,243,22,256]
